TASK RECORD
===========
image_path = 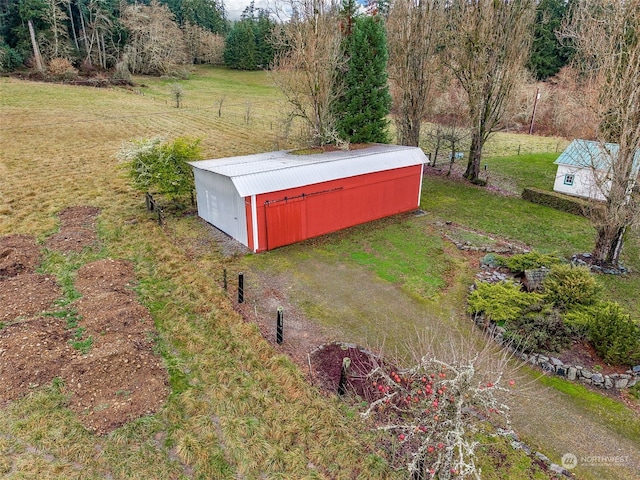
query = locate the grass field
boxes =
[1,66,639,479]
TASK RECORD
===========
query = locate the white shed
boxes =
[553,139,640,201]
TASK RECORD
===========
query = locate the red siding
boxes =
[251,165,422,252]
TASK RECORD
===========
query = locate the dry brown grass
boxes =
[0,69,398,478]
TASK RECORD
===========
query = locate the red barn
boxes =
[190,144,427,252]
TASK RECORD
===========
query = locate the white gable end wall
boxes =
[193,169,248,246]
[553,164,608,201]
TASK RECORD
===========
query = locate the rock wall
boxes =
[474,315,640,391]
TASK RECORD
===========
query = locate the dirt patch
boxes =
[0,273,61,321]
[44,227,98,253]
[558,340,630,376]
[74,258,136,296]
[309,342,386,401]
[58,206,101,229]
[0,207,168,435]
[0,234,41,278]
[44,206,100,253]
[0,317,74,403]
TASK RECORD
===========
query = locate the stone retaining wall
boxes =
[473,315,640,391]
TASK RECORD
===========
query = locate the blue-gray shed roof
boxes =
[189,144,428,198]
[555,139,640,172]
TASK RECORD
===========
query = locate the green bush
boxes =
[467,281,543,323]
[503,308,575,354]
[495,251,564,273]
[521,187,593,217]
[543,264,601,310]
[588,301,640,366]
[562,305,596,338]
[0,44,23,72]
[118,136,202,203]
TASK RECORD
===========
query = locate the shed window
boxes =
[564,174,575,186]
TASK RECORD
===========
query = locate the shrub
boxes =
[0,45,24,72]
[467,281,543,324]
[522,187,593,217]
[118,136,202,203]
[588,302,640,366]
[495,251,564,273]
[542,264,601,310]
[562,305,596,338]
[47,58,78,80]
[503,308,575,354]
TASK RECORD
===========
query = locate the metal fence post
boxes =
[276,307,284,344]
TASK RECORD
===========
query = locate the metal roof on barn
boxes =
[189,144,428,198]
[555,139,640,172]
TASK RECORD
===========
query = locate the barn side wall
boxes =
[193,169,249,246]
[251,165,422,252]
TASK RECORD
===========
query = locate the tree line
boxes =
[2,0,638,267]
[0,0,572,75]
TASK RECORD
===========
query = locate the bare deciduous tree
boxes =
[386,0,445,147]
[271,0,344,146]
[562,0,640,266]
[445,0,536,182]
[183,22,225,65]
[121,0,189,76]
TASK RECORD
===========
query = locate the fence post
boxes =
[145,192,154,211]
[223,268,227,292]
[338,357,351,395]
[276,307,284,344]
[238,272,244,304]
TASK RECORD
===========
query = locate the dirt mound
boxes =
[73,292,153,338]
[44,227,98,253]
[309,342,386,400]
[0,234,41,278]
[0,207,169,435]
[0,273,61,321]
[44,206,100,253]
[58,206,100,229]
[74,258,136,296]
[64,257,168,434]
[0,317,74,404]
[62,336,168,434]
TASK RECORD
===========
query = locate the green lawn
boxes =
[2,66,639,479]
[421,175,595,257]
[484,152,560,193]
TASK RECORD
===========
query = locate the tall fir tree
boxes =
[334,13,391,144]
[223,2,275,70]
[528,0,574,80]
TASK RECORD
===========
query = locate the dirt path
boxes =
[240,253,640,480]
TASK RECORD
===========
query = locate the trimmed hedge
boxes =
[521,187,592,217]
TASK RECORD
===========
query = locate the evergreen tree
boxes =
[528,0,574,80]
[334,14,391,144]
[160,0,228,34]
[223,2,275,70]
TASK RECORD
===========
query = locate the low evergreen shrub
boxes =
[543,264,601,310]
[503,308,575,354]
[588,301,640,366]
[495,251,564,273]
[467,281,543,323]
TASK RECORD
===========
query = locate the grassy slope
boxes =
[1,67,639,478]
[0,68,397,479]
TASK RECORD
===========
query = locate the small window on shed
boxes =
[564,174,575,186]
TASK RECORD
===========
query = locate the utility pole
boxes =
[529,88,540,135]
